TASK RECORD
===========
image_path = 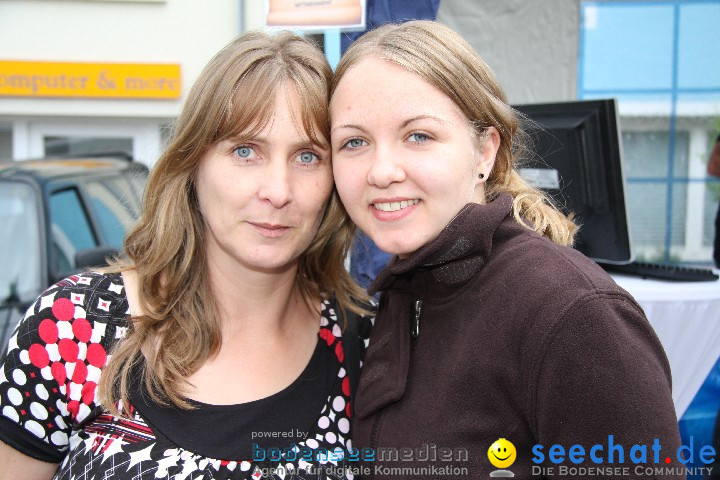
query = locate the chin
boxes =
[371,237,418,259]
[249,260,298,273]
[242,250,300,272]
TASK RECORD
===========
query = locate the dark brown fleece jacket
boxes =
[352,194,683,480]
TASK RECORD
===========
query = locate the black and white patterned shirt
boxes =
[0,272,373,479]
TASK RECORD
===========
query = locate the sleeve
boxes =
[528,290,684,480]
[0,272,127,463]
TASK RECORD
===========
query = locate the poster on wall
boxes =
[265,0,366,32]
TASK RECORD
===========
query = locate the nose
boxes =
[366,144,406,188]
[257,160,292,208]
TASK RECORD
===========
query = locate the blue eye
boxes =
[408,133,430,143]
[342,138,367,149]
[296,151,320,165]
[234,146,256,159]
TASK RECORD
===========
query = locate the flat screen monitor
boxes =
[512,99,633,264]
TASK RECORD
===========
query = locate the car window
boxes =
[130,174,146,208]
[49,188,97,275]
[85,175,141,248]
[0,182,42,303]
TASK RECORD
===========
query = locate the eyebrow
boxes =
[222,136,327,151]
[331,123,368,134]
[331,114,452,134]
[401,115,451,128]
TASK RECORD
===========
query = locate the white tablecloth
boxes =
[611,273,720,418]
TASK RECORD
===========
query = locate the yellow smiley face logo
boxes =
[488,438,517,469]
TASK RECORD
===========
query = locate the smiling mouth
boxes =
[372,199,419,212]
[493,454,511,461]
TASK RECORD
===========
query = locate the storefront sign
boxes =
[0,61,181,99]
[265,0,365,31]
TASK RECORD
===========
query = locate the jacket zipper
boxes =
[369,298,422,469]
[411,299,422,339]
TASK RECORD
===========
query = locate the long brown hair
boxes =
[331,21,577,245]
[100,31,366,414]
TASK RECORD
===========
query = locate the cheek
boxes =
[305,170,334,215]
[435,154,477,199]
[332,162,363,203]
[193,173,215,219]
[320,167,335,196]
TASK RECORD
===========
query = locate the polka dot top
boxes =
[0,272,373,479]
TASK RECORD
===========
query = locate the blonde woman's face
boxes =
[195,82,332,275]
[330,57,498,258]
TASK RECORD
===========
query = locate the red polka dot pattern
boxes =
[86,343,107,368]
[72,318,92,343]
[71,361,88,384]
[51,361,66,384]
[67,400,79,419]
[11,277,115,427]
[38,319,58,344]
[81,382,96,405]
[52,298,74,322]
[334,341,344,363]
[28,343,50,369]
[318,328,335,346]
[58,339,79,363]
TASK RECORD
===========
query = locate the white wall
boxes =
[0,0,242,118]
[437,0,579,105]
[243,0,266,32]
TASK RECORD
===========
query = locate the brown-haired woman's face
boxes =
[330,57,498,258]
[195,81,333,273]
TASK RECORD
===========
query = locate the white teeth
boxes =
[373,199,419,212]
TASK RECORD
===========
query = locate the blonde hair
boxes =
[332,21,577,245]
[100,31,366,414]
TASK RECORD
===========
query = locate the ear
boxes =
[474,126,500,182]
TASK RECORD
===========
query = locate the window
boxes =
[0,182,42,302]
[44,136,133,159]
[85,176,141,248]
[48,188,96,276]
[579,1,720,264]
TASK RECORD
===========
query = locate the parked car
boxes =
[0,155,148,345]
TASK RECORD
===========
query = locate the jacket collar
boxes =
[354,194,513,420]
[368,193,513,296]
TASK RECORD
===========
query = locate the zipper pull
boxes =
[411,299,422,339]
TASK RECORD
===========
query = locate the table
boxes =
[611,273,720,418]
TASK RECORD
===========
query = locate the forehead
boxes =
[224,80,327,145]
[330,57,466,125]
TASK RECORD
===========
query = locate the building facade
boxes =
[3,0,718,264]
[438,0,720,264]
[0,0,244,167]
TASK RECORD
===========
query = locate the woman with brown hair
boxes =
[0,31,369,480]
[330,20,682,479]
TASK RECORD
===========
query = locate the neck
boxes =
[206,254,310,337]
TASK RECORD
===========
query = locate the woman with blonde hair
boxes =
[0,31,369,480]
[330,20,682,479]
